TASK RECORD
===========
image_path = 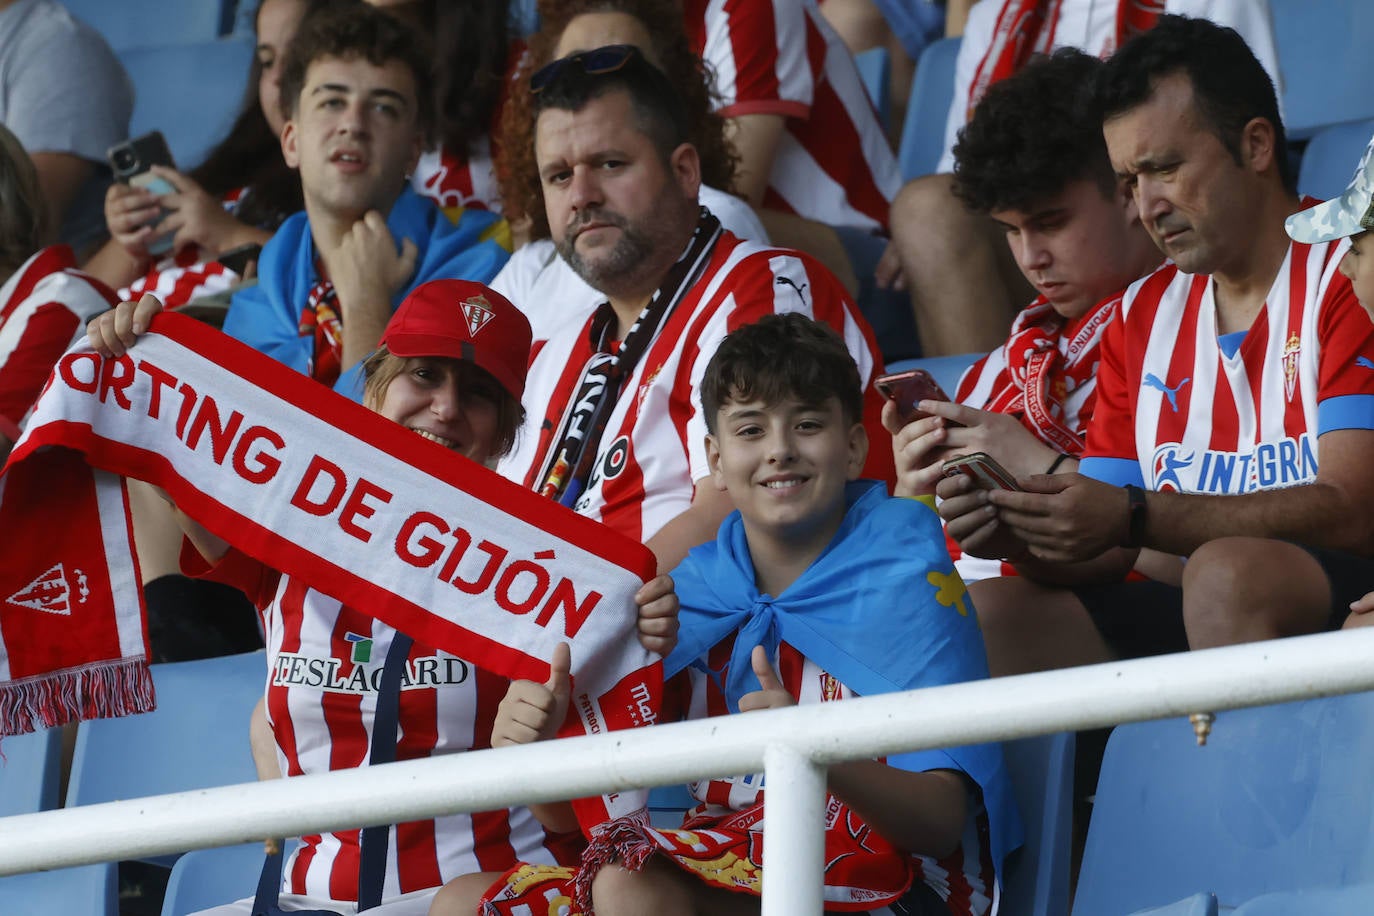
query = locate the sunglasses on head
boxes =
[530,44,642,95]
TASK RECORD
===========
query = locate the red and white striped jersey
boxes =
[675,636,997,916]
[0,245,117,441]
[496,230,894,546]
[938,0,1283,174]
[412,137,503,216]
[121,188,246,311]
[196,548,582,904]
[1080,235,1374,493]
[683,0,899,232]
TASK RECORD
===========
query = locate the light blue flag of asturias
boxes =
[665,479,1023,870]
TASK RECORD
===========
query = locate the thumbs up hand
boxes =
[738,645,796,712]
[492,642,573,747]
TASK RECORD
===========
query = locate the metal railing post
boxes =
[761,743,827,916]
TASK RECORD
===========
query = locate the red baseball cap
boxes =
[381,280,532,400]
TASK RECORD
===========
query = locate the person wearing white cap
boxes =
[1287,132,1374,318]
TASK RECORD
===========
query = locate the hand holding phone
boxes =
[107,131,177,256]
[941,452,1021,491]
[876,368,952,424]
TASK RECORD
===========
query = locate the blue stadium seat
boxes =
[0,862,118,914]
[1128,894,1218,916]
[1271,0,1374,139]
[885,352,983,395]
[898,37,960,181]
[1073,692,1374,915]
[160,842,270,915]
[1231,883,1374,915]
[122,35,257,170]
[66,651,266,863]
[60,0,228,52]
[854,47,891,132]
[1000,732,1074,916]
[1298,119,1374,201]
[0,725,62,817]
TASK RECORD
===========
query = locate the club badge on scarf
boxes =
[1,312,661,830]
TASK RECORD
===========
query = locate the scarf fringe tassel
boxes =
[573,814,659,912]
[0,658,154,739]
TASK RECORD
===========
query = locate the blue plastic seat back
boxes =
[1073,692,1374,915]
[1231,882,1374,916]
[1128,893,1218,916]
[999,732,1074,916]
[898,36,960,181]
[61,0,228,52]
[161,842,272,915]
[1271,0,1374,139]
[0,726,62,817]
[67,651,265,809]
[122,35,257,170]
[854,47,891,132]
[0,862,118,914]
[1298,119,1374,201]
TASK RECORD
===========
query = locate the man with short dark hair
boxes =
[937,15,1374,674]
[496,45,894,572]
[223,3,511,396]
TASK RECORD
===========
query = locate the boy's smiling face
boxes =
[706,395,867,572]
[1340,230,1374,319]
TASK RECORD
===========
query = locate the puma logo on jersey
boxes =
[1357,356,1374,370]
[1143,373,1190,412]
[774,276,809,305]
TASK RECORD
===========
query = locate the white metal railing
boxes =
[4,627,1374,915]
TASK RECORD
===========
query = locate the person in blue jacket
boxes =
[223,2,511,398]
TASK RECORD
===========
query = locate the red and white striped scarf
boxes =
[0,313,660,828]
[967,0,1166,118]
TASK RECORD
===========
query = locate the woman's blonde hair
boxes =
[0,124,48,283]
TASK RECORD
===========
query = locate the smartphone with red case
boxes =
[941,452,1021,491]
[875,368,951,424]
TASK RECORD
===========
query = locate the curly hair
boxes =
[278,2,435,140]
[496,0,738,239]
[701,313,863,435]
[1096,13,1293,191]
[952,48,1113,216]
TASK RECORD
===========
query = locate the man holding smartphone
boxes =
[938,16,1374,674]
[886,48,1162,587]
[221,4,511,396]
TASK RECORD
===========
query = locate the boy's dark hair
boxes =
[701,313,863,435]
[279,2,434,139]
[952,48,1113,215]
[1096,13,1293,191]
[530,46,691,165]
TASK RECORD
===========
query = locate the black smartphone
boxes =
[107,131,177,255]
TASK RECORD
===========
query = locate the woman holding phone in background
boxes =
[83,0,341,310]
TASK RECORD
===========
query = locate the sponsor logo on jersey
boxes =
[601,435,630,481]
[271,651,470,694]
[6,563,87,615]
[1149,437,1318,494]
[1142,373,1190,412]
[774,275,809,306]
[344,631,372,663]
[1282,333,1301,401]
[1357,356,1374,370]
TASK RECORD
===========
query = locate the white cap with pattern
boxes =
[1286,131,1374,243]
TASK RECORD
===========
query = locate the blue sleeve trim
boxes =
[1318,394,1374,435]
[1079,456,1144,487]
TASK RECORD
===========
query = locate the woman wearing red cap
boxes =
[87,284,677,915]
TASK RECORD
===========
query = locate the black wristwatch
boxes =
[1123,485,1148,548]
